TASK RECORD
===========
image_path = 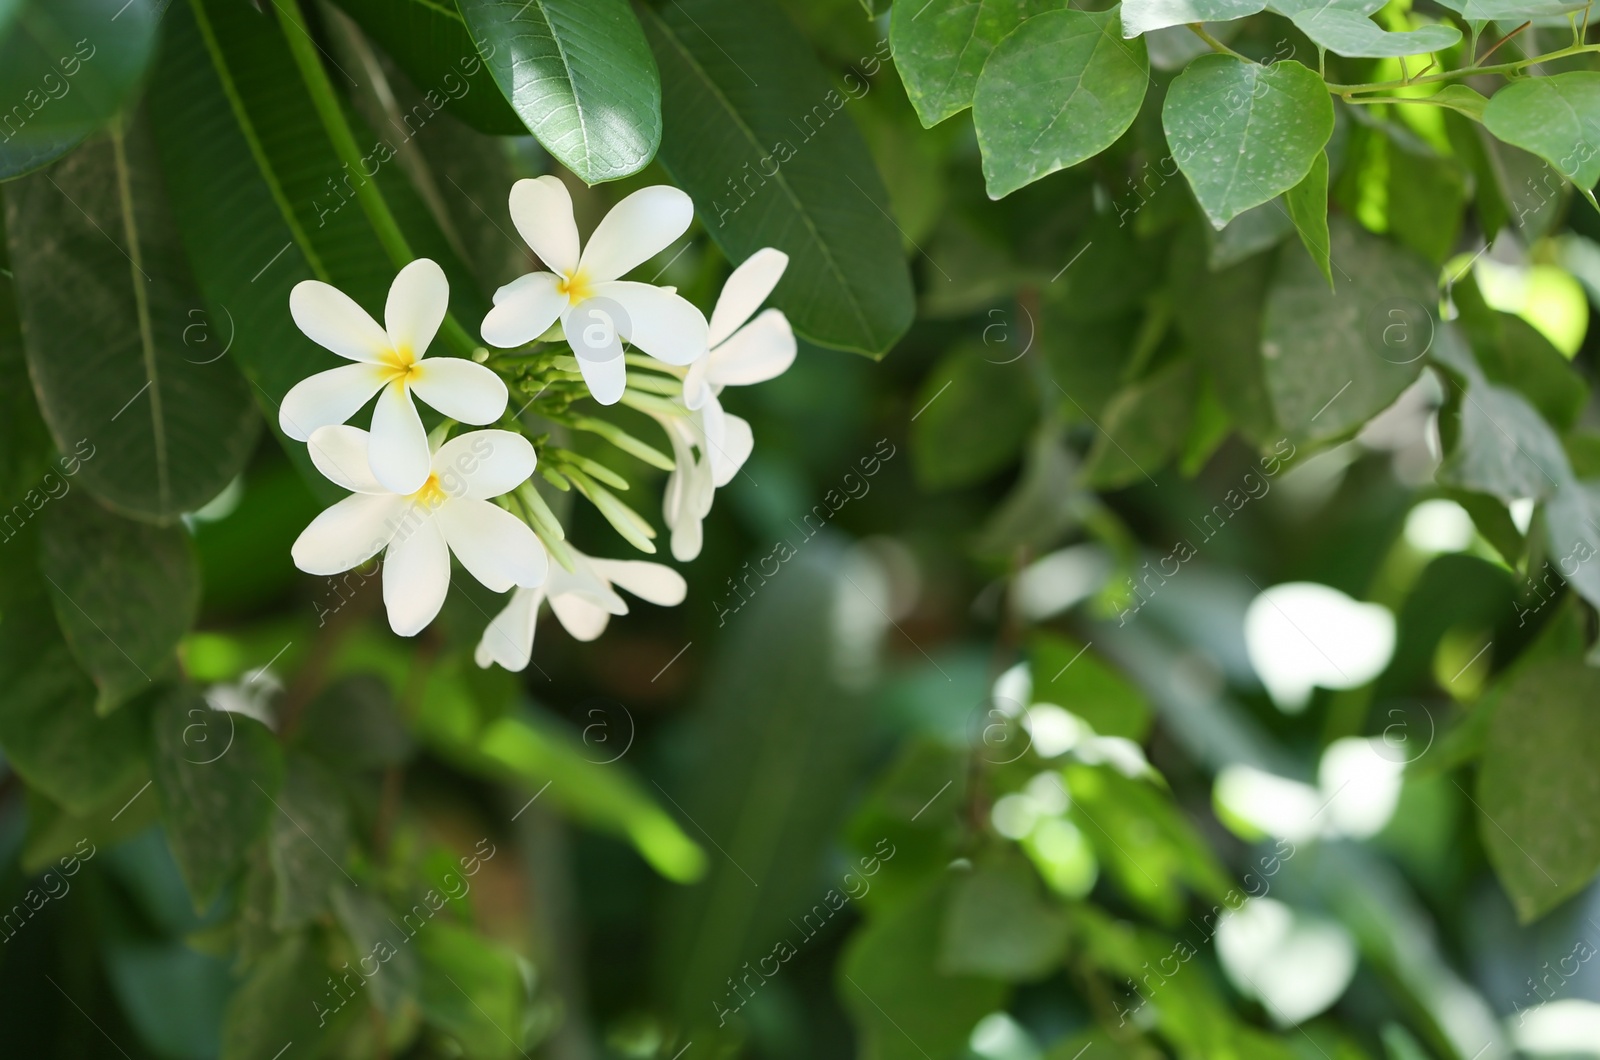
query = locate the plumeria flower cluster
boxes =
[282,177,794,672]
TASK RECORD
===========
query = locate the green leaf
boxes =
[912,341,1037,490]
[888,0,1067,127]
[418,923,525,1060]
[840,877,1007,1060]
[39,491,198,714]
[1542,478,1600,612]
[1484,73,1600,204]
[330,886,420,1013]
[1028,633,1151,741]
[1261,219,1435,441]
[268,754,351,929]
[972,8,1149,199]
[939,852,1069,980]
[324,0,526,135]
[220,933,335,1060]
[1385,132,1467,265]
[1285,151,1331,287]
[297,673,414,771]
[151,685,284,909]
[1082,359,1196,489]
[1164,55,1333,228]
[1268,0,1460,57]
[642,0,914,356]
[1478,658,1600,921]
[456,0,660,183]
[0,558,145,813]
[1170,222,1278,444]
[1434,0,1586,19]
[1429,84,1488,122]
[1440,378,1567,504]
[1121,0,1267,36]
[0,223,53,507]
[0,0,159,178]
[3,119,260,521]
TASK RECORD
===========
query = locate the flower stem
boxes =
[273,0,479,358]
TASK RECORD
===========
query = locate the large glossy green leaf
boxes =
[1260,219,1434,440]
[1483,73,1600,203]
[1479,658,1600,922]
[4,120,260,522]
[0,0,159,179]
[1164,55,1333,228]
[888,0,1067,127]
[972,8,1149,199]
[1268,0,1459,57]
[456,0,659,183]
[0,546,145,814]
[1285,151,1331,286]
[325,0,525,135]
[642,0,914,356]
[1121,0,1266,36]
[148,0,481,495]
[39,491,197,714]
[151,684,284,909]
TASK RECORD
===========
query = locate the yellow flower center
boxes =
[378,345,419,386]
[558,269,594,305]
[413,472,447,510]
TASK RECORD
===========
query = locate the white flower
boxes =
[292,425,546,637]
[281,259,509,494]
[660,249,795,561]
[480,176,709,405]
[475,545,687,672]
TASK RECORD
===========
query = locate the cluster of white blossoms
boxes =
[283,179,794,672]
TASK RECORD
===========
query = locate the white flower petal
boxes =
[368,383,433,494]
[433,429,536,500]
[482,272,567,349]
[709,309,796,388]
[290,280,391,363]
[711,410,753,488]
[578,185,694,282]
[549,591,619,641]
[683,355,712,411]
[279,362,388,441]
[588,558,687,607]
[383,514,451,636]
[593,281,708,366]
[509,175,580,275]
[670,509,704,563]
[476,587,543,671]
[291,493,407,575]
[306,425,386,494]
[385,258,449,356]
[436,498,546,592]
[409,357,508,425]
[709,248,788,347]
[568,315,627,405]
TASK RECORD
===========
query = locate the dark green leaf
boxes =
[0,0,159,178]
[269,754,351,929]
[331,886,420,1012]
[456,0,660,182]
[1164,55,1333,228]
[840,876,1007,1060]
[1285,151,1331,286]
[325,0,526,135]
[1438,374,1567,504]
[151,684,284,909]
[39,491,197,714]
[912,341,1037,490]
[419,923,525,1059]
[1082,358,1195,489]
[1478,658,1600,921]
[0,542,145,813]
[1029,633,1151,740]
[888,0,1067,127]
[940,852,1068,980]
[4,118,260,521]
[972,9,1149,199]
[1385,133,1466,265]
[298,673,414,770]
[1261,219,1435,441]
[221,933,335,1060]
[642,0,914,356]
